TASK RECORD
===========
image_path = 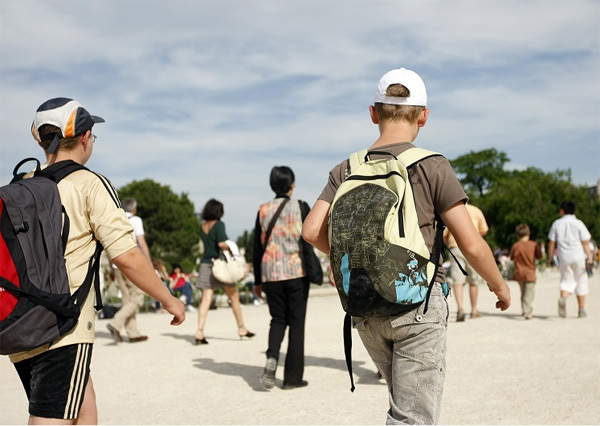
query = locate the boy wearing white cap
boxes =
[11,98,185,424]
[302,69,510,424]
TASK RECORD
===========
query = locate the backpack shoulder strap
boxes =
[41,161,121,209]
[263,199,289,249]
[397,147,442,168]
[72,241,104,311]
[40,160,105,311]
[397,147,446,314]
[40,160,88,183]
[348,149,369,175]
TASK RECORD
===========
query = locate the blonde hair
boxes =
[515,223,530,238]
[152,259,169,279]
[37,124,82,153]
[374,84,426,123]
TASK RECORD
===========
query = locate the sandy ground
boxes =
[1,268,599,425]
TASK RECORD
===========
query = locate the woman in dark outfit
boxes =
[253,167,311,390]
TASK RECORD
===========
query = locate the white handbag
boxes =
[211,240,247,284]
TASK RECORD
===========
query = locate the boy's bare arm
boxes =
[440,202,511,311]
[112,247,186,325]
[302,199,331,255]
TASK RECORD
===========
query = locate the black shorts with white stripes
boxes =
[15,343,93,419]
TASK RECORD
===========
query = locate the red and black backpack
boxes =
[0,158,103,355]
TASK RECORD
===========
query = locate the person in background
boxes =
[302,69,510,424]
[170,263,196,312]
[548,201,594,318]
[11,97,184,424]
[510,224,543,319]
[241,264,265,306]
[152,259,173,313]
[253,166,312,391]
[195,199,254,344]
[443,203,490,321]
[107,198,152,343]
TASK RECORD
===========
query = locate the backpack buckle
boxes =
[14,222,29,233]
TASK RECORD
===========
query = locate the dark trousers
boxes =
[264,277,310,385]
[175,282,194,306]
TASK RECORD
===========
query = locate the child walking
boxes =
[510,224,543,319]
[302,68,510,424]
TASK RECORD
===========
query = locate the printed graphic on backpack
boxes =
[328,148,445,318]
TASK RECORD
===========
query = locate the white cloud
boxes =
[1,0,599,239]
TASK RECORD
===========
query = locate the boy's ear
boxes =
[369,105,379,124]
[81,130,92,147]
[417,108,430,128]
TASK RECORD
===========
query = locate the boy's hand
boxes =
[488,282,511,311]
[326,266,336,287]
[163,296,186,325]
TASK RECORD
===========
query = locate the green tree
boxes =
[236,229,254,263]
[450,148,509,197]
[448,149,599,252]
[118,179,201,268]
[473,168,599,250]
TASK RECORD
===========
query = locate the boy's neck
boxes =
[519,236,530,242]
[372,120,420,148]
[45,147,87,166]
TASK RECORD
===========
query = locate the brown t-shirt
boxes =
[510,239,542,283]
[318,142,468,283]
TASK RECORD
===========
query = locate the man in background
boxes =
[548,201,594,318]
[107,198,153,342]
[444,203,490,321]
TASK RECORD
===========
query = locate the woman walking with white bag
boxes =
[194,198,255,344]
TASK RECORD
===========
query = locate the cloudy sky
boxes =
[1,0,599,239]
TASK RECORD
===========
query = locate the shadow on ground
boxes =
[189,353,383,392]
[471,312,552,321]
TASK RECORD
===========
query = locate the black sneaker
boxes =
[282,380,309,390]
[261,357,277,390]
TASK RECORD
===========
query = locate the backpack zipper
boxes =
[346,171,402,181]
[398,198,405,238]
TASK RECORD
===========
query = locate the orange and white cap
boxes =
[31,98,105,153]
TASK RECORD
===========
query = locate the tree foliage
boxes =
[118,179,201,268]
[451,148,509,198]
[236,229,254,263]
[449,151,599,251]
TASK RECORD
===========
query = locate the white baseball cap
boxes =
[374,68,427,107]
